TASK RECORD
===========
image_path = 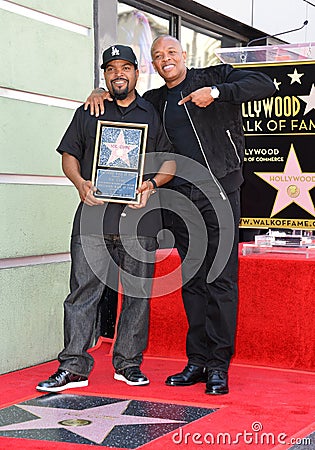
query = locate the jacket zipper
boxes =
[226,129,241,165]
[162,101,173,144]
[179,94,226,200]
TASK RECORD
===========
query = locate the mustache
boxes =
[110,78,129,101]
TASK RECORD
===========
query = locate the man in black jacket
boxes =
[85,35,276,395]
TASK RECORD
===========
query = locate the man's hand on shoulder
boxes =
[84,88,112,117]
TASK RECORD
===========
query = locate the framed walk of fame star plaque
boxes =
[91,121,148,204]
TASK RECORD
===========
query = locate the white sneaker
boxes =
[114,366,149,386]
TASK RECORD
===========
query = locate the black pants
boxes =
[165,183,240,371]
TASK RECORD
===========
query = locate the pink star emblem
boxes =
[105,129,138,166]
[255,144,315,217]
[0,400,185,445]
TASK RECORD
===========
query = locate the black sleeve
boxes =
[56,106,85,161]
[213,64,276,104]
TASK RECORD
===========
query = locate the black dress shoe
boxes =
[36,369,88,392]
[165,364,207,386]
[205,369,229,395]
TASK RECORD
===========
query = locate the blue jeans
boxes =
[58,234,157,377]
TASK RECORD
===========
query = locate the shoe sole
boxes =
[114,373,149,386]
[165,378,207,386]
[36,380,88,393]
[205,388,229,395]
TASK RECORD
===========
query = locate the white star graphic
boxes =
[298,84,315,115]
[287,68,304,84]
[273,78,282,90]
[105,130,138,166]
[0,400,185,445]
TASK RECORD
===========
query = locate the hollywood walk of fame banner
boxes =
[91,121,148,204]
[237,60,315,230]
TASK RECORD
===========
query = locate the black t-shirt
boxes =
[165,80,206,186]
[57,94,174,237]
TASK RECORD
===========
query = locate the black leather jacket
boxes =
[143,64,276,189]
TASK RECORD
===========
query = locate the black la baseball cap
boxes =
[101,45,138,69]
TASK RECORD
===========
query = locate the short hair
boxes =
[151,35,183,57]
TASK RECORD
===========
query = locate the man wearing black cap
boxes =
[100,45,139,99]
[36,45,175,392]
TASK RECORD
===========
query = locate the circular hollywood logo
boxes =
[287,184,300,198]
[58,419,92,427]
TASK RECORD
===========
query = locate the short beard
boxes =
[111,80,129,100]
[114,89,128,100]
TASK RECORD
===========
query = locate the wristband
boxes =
[148,178,158,189]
